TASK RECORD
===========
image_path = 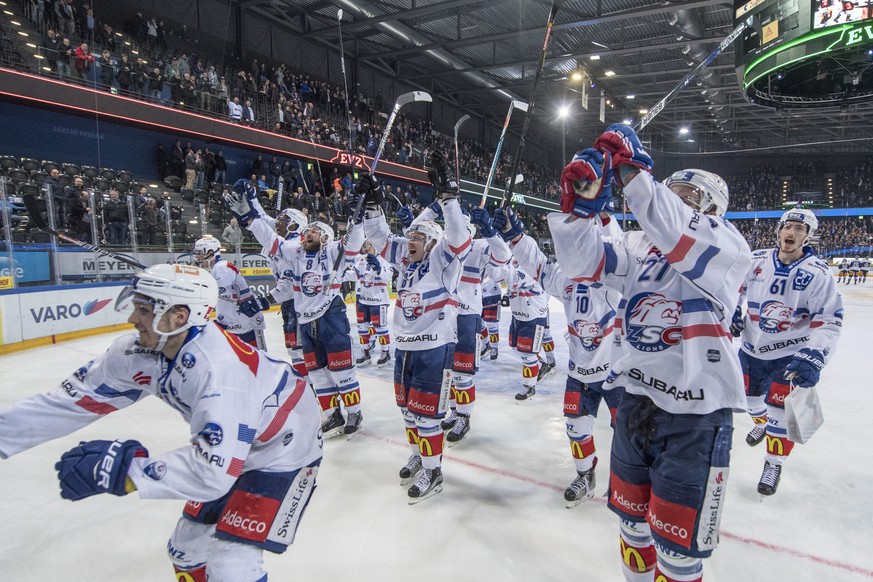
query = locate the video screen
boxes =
[736,0,801,58]
[814,0,873,29]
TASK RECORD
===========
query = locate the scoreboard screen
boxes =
[735,0,804,63]
[813,0,873,29]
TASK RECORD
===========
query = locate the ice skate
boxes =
[446,413,470,446]
[399,454,423,486]
[355,348,372,367]
[757,460,782,496]
[408,467,443,504]
[515,386,535,402]
[440,409,458,430]
[321,408,345,439]
[490,346,498,361]
[537,360,556,382]
[746,424,766,447]
[479,341,490,358]
[376,351,392,367]
[564,466,597,508]
[343,410,363,437]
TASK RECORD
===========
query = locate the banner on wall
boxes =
[0,252,51,284]
[57,251,273,279]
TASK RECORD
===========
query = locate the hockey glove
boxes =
[492,207,525,242]
[500,295,510,307]
[233,178,258,202]
[396,205,414,228]
[593,124,654,187]
[56,439,148,501]
[239,294,272,317]
[428,150,459,200]
[559,148,615,218]
[469,207,497,238]
[223,187,259,226]
[730,305,745,338]
[366,253,381,271]
[355,173,384,208]
[784,348,825,388]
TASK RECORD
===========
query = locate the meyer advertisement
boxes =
[57,250,275,280]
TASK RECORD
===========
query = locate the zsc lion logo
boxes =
[758,300,793,333]
[625,292,683,352]
[300,272,323,296]
[398,290,424,321]
[573,320,603,351]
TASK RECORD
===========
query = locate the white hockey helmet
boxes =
[407,219,443,250]
[307,220,335,243]
[115,264,218,342]
[777,208,818,243]
[664,169,729,216]
[278,208,308,234]
[192,236,221,268]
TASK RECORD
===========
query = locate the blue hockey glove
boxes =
[55,439,148,501]
[730,305,745,338]
[233,178,258,201]
[784,348,825,388]
[559,148,615,218]
[469,207,497,238]
[426,200,444,219]
[593,124,654,187]
[239,294,272,317]
[223,186,258,226]
[492,207,525,242]
[366,253,381,271]
[396,205,414,228]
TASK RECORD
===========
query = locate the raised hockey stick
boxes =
[453,114,471,186]
[479,100,528,208]
[498,0,565,209]
[23,193,147,269]
[275,169,286,213]
[337,9,356,160]
[322,90,432,294]
[637,16,751,131]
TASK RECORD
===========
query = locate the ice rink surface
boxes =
[0,284,871,581]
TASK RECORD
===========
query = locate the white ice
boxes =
[1,285,872,581]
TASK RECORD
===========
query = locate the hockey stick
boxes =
[23,193,147,269]
[254,327,268,352]
[636,16,751,131]
[337,9,356,160]
[479,100,528,208]
[322,90,432,294]
[499,0,565,209]
[453,114,471,186]
[275,168,285,213]
[308,138,325,194]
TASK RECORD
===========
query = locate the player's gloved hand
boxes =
[469,207,497,238]
[784,348,825,388]
[560,148,615,218]
[396,205,413,228]
[427,150,459,200]
[730,305,745,338]
[426,200,444,219]
[500,295,510,307]
[224,180,259,225]
[492,207,525,242]
[355,173,384,208]
[593,124,654,187]
[55,439,148,501]
[239,294,272,317]
[366,253,380,271]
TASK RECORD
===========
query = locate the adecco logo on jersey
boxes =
[29,298,113,323]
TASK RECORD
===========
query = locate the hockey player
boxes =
[493,205,623,506]
[363,151,471,503]
[0,264,323,582]
[349,240,394,367]
[861,256,870,283]
[480,275,503,360]
[192,235,265,348]
[552,124,752,581]
[836,258,848,284]
[225,179,365,438]
[849,255,863,284]
[732,209,843,495]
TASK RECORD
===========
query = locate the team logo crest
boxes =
[758,300,793,333]
[144,461,167,480]
[624,292,683,352]
[300,272,323,296]
[198,422,224,446]
[572,319,603,351]
[181,352,196,368]
[398,290,424,321]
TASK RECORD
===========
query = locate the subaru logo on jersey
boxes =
[181,352,197,368]
[199,422,224,446]
[793,269,813,291]
[143,460,167,480]
[300,272,323,296]
[758,300,793,333]
[742,341,755,353]
[398,290,424,321]
[573,319,603,351]
[624,292,683,352]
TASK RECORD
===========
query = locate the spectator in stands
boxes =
[269,156,281,189]
[194,150,205,192]
[311,190,327,215]
[44,168,67,227]
[214,150,227,186]
[222,217,243,246]
[184,148,196,190]
[147,66,163,102]
[98,49,116,90]
[73,42,95,82]
[104,189,128,246]
[242,99,256,125]
[56,37,73,78]
[155,144,169,181]
[139,197,158,245]
[227,96,242,123]
[55,0,74,38]
[116,53,132,93]
[214,77,229,115]
[69,190,91,242]
[42,29,61,74]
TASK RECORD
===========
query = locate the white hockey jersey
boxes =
[739,248,843,362]
[210,259,258,334]
[549,172,752,415]
[511,232,620,383]
[364,199,472,351]
[481,276,502,299]
[0,323,323,501]
[487,239,549,322]
[259,231,301,305]
[349,254,393,305]
[249,219,363,323]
